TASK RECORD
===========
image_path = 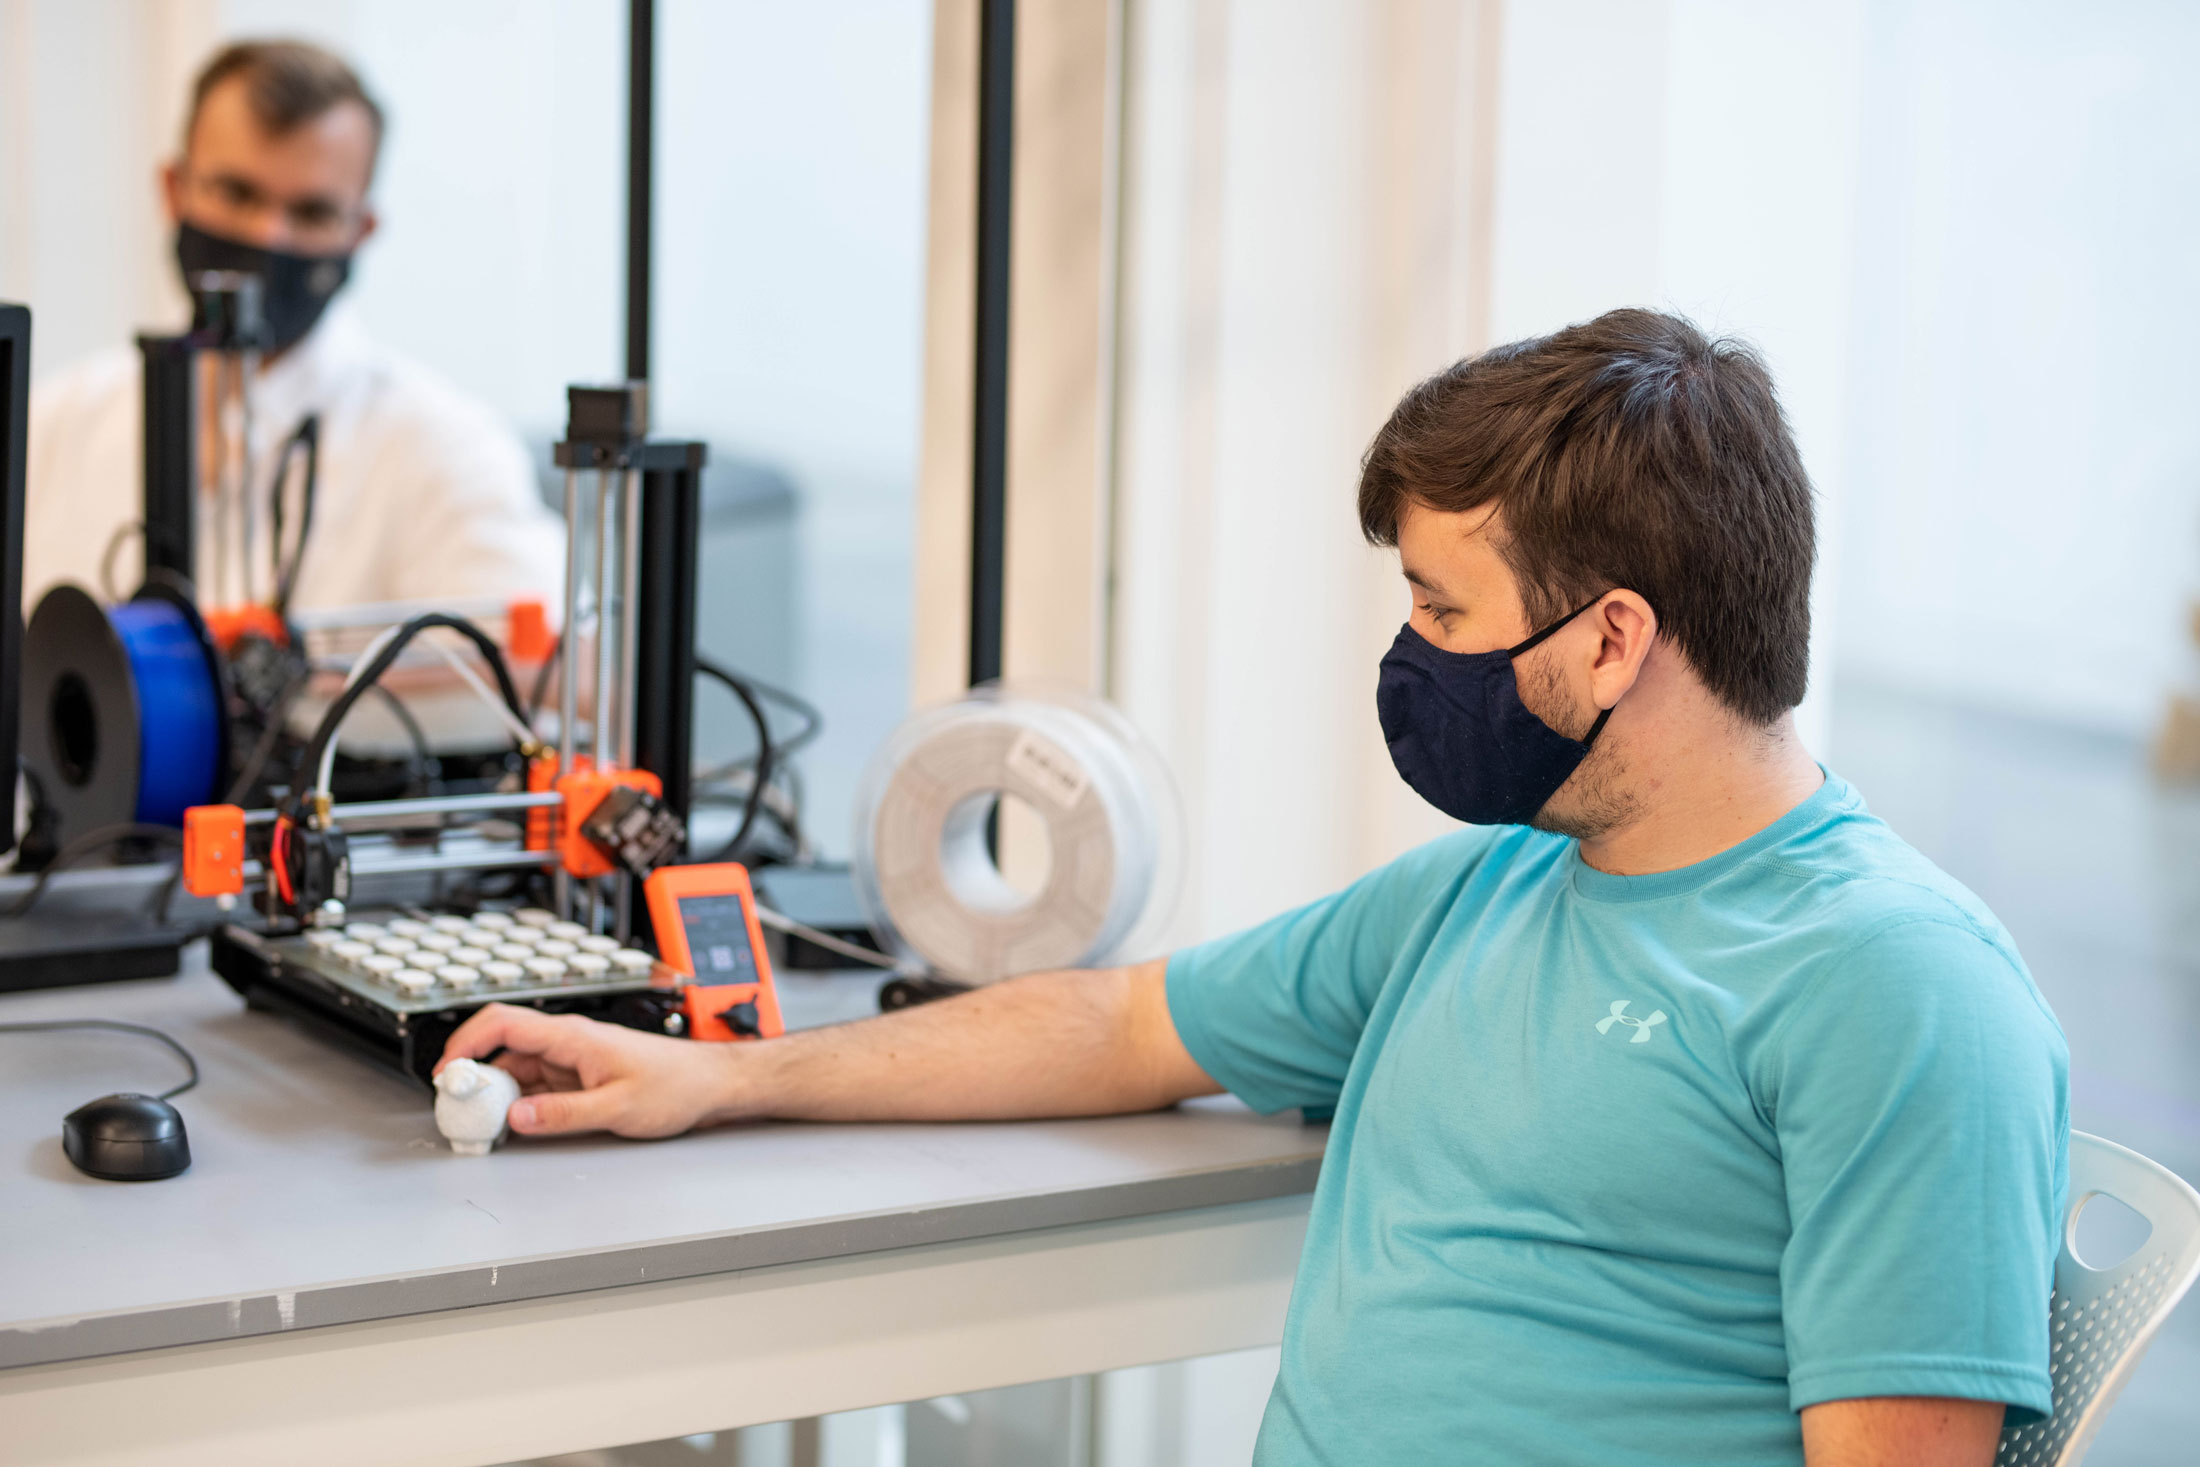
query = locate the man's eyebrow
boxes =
[199,168,264,194]
[198,169,347,215]
[1401,565,1454,599]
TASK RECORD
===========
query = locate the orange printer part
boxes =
[202,603,288,652]
[553,764,663,879]
[525,750,560,852]
[182,804,247,898]
[506,597,554,664]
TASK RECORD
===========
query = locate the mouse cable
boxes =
[0,1020,200,1100]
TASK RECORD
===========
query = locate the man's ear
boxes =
[1587,590,1657,711]
[350,204,379,252]
[159,160,185,227]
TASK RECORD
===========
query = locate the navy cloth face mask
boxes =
[175,221,352,354]
[1376,598,1613,827]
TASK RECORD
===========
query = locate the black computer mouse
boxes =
[63,1094,192,1181]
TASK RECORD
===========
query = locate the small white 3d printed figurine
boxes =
[434,1059,522,1156]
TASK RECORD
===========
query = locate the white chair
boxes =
[1996,1131,2200,1466]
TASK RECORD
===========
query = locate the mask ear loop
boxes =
[1503,594,1608,658]
[1505,594,1616,749]
[1579,705,1614,749]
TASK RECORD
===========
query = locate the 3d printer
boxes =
[5,278,803,1083]
[182,381,793,1084]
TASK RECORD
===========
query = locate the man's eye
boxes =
[291,202,341,228]
[1418,602,1456,625]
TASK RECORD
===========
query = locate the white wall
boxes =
[1834,0,2200,735]
[1104,0,2200,983]
[1111,0,1872,958]
[0,0,183,376]
[1487,0,1867,759]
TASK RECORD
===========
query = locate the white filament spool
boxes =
[853,687,1181,984]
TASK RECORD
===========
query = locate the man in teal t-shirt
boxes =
[449,310,2067,1467]
[1167,772,2065,1464]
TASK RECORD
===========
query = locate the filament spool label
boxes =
[1004,729,1090,811]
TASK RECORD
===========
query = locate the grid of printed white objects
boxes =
[303,908,656,997]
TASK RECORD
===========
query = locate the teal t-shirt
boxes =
[1167,772,2067,1466]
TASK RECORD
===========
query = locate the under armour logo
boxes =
[1596,1000,1668,1043]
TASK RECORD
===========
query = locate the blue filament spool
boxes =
[20,581,228,836]
[109,592,225,826]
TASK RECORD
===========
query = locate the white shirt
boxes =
[25,302,565,616]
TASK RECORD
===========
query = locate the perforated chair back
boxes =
[1996,1132,2200,1467]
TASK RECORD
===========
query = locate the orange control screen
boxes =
[643,863,785,1042]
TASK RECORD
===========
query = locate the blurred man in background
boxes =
[23,38,562,614]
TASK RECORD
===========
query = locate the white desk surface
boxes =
[0,956,1325,1372]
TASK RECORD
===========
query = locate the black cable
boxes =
[740,674,822,760]
[527,632,562,723]
[690,789,798,866]
[224,667,313,805]
[270,414,321,617]
[693,658,821,768]
[695,659,774,862]
[746,673,823,759]
[293,613,529,819]
[690,686,822,787]
[4,824,184,920]
[14,758,60,872]
[149,861,188,927]
[368,684,439,797]
[781,761,807,855]
[98,522,145,604]
[0,1020,199,1100]
[692,765,804,846]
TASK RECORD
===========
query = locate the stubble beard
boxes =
[1519,654,1642,844]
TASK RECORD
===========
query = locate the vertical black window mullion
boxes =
[968,0,1015,688]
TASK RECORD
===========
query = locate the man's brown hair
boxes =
[185,40,385,172]
[1358,308,1814,724]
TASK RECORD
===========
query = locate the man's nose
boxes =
[236,208,299,252]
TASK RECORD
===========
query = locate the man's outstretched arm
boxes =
[435,958,1222,1138]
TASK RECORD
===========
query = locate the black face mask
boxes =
[1376,598,1614,827]
[174,221,352,354]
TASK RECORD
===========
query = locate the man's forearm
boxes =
[707,958,1220,1124]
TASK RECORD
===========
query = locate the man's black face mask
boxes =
[1376,598,1614,827]
[175,221,352,354]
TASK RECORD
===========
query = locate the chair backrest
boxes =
[1996,1131,2200,1467]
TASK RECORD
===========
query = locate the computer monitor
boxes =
[0,303,28,855]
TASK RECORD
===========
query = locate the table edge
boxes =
[0,1149,1323,1371]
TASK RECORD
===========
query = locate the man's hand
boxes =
[434,960,1220,1141]
[1800,1396,2006,1467]
[436,1005,738,1138]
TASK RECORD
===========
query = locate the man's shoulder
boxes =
[31,346,141,422]
[343,338,520,449]
[1735,780,2058,1046]
[316,330,547,516]
[1362,821,1565,907]
[1730,774,2000,941]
